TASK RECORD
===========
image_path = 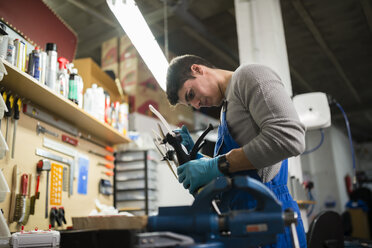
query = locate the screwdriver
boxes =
[98,162,115,169]
[102,171,114,177]
[89,150,115,161]
[80,134,114,153]
[11,97,21,159]
[4,93,13,142]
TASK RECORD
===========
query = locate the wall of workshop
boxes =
[300,126,354,222]
[0,112,113,232]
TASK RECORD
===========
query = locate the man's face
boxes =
[177,65,223,109]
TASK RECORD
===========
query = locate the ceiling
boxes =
[43,0,372,143]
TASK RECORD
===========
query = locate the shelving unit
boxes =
[0,59,130,145]
[114,150,159,216]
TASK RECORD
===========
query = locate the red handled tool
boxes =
[89,150,114,161]
[80,134,114,153]
[102,171,114,177]
[98,163,115,169]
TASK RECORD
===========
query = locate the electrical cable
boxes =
[327,95,357,190]
[302,129,324,155]
[306,190,315,217]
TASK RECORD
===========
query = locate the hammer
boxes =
[37,159,51,218]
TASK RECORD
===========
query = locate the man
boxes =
[166,54,307,248]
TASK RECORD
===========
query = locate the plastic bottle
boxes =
[75,69,84,108]
[39,51,47,85]
[5,38,15,65]
[97,87,105,122]
[91,84,98,119]
[68,69,78,104]
[45,43,58,92]
[104,92,111,124]
[83,88,93,115]
[57,57,69,98]
[0,23,8,60]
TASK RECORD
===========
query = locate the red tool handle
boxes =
[104,155,115,162]
[21,174,28,196]
[98,163,115,169]
[105,163,115,169]
[104,171,114,177]
[35,174,40,195]
[105,146,114,153]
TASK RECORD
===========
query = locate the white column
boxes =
[235,0,309,230]
[234,0,292,96]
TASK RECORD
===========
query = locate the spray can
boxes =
[45,43,58,92]
[39,51,47,85]
[57,57,69,98]
[27,47,41,80]
[5,39,15,65]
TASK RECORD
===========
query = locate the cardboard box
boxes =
[72,215,147,230]
[102,35,194,128]
[73,58,122,102]
[101,37,119,78]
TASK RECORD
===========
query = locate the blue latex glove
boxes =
[177,156,223,194]
[173,125,194,153]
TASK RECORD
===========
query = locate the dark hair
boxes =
[166,54,216,105]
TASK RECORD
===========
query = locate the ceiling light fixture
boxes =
[107,0,169,91]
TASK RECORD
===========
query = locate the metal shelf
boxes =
[0,59,131,145]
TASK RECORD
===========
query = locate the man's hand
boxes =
[173,125,194,152]
[177,156,223,194]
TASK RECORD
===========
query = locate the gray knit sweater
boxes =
[224,64,306,182]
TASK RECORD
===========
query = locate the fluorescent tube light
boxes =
[107,0,169,91]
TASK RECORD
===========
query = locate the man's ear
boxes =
[191,64,203,75]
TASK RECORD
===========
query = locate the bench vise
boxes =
[141,176,299,248]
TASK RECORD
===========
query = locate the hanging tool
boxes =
[58,207,66,225]
[30,171,39,215]
[42,136,77,193]
[0,90,8,127]
[8,164,17,223]
[4,93,13,143]
[102,171,114,177]
[145,176,300,248]
[36,123,58,137]
[80,133,114,153]
[23,103,79,136]
[35,148,74,196]
[98,162,114,169]
[49,207,60,228]
[21,174,31,225]
[88,150,114,161]
[14,174,28,223]
[11,97,21,159]
[37,159,51,219]
[50,207,67,228]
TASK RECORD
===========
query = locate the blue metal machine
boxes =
[139,176,299,248]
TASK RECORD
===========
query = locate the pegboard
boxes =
[0,112,114,232]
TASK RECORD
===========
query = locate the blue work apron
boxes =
[214,107,307,248]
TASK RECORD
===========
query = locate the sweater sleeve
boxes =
[235,65,306,169]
